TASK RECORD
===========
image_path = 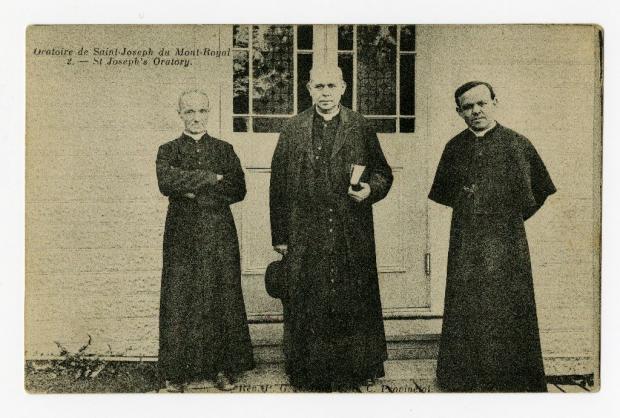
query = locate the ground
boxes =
[24,359,593,394]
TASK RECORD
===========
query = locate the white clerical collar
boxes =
[314,105,341,121]
[469,121,497,137]
[184,131,207,141]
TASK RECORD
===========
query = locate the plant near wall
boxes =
[26,336,160,393]
[54,334,107,380]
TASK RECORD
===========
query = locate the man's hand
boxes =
[274,245,288,256]
[216,174,223,181]
[348,182,371,203]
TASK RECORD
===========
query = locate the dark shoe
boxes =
[163,380,185,393]
[215,372,235,391]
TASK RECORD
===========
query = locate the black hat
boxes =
[265,258,288,300]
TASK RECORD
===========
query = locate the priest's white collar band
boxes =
[469,121,497,137]
[184,130,207,141]
[315,105,341,121]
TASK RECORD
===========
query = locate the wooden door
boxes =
[217,25,433,325]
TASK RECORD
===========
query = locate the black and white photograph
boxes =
[22,23,601,397]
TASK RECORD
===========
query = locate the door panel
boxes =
[220,25,431,321]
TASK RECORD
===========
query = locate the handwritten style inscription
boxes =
[31,47,231,68]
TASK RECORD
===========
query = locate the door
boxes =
[218,25,433,324]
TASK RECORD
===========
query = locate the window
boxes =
[232,25,416,134]
[338,25,416,133]
[232,25,313,133]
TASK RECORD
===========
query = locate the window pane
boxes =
[367,118,396,133]
[297,25,313,50]
[400,117,415,133]
[337,53,353,109]
[233,51,249,114]
[253,117,290,133]
[357,25,397,115]
[233,117,248,132]
[252,25,294,115]
[399,53,415,116]
[297,53,313,112]
[400,25,416,52]
[338,25,354,50]
[233,25,249,48]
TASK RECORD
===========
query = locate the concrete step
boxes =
[253,339,440,364]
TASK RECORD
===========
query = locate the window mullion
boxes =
[293,26,298,114]
[396,25,401,132]
[352,26,358,112]
[248,26,254,132]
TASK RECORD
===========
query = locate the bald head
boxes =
[309,65,344,83]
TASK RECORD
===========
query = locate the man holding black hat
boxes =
[269,65,393,391]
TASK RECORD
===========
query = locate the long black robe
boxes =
[270,107,393,390]
[156,133,254,384]
[428,123,556,392]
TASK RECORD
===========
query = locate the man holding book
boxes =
[269,65,393,391]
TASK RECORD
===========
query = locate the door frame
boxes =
[218,25,444,324]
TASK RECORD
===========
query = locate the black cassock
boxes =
[156,133,254,384]
[428,123,556,392]
[270,107,393,390]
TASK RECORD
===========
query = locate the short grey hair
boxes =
[309,65,344,83]
[178,89,210,111]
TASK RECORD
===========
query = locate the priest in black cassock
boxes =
[270,65,393,391]
[156,89,254,392]
[429,81,556,392]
